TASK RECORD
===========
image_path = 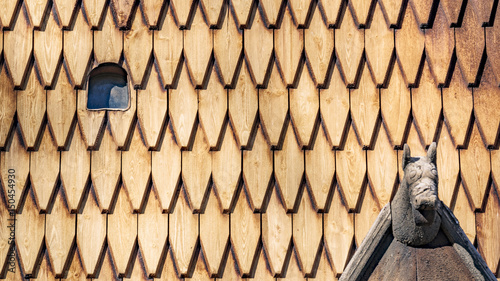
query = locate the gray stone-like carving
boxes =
[392,142,441,246]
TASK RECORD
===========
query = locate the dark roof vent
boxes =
[87,63,129,110]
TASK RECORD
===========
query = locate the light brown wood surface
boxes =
[157,248,183,280]
[378,0,405,26]
[230,0,255,28]
[220,250,243,281]
[354,186,381,245]
[214,8,243,86]
[476,184,500,274]
[315,245,338,280]
[110,0,135,28]
[409,0,434,26]
[34,10,62,88]
[140,0,165,28]
[290,67,318,147]
[350,0,376,26]
[82,0,107,28]
[252,249,275,280]
[53,0,77,28]
[440,0,462,25]
[65,250,87,281]
[24,0,49,28]
[94,7,122,64]
[0,63,16,148]
[318,0,344,27]
[128,249,149,281]
[0,0,21,29]
[107,81,136,148]
[486,9,500,82]
[200,0,224,27]
[244,10,273,86]
[436,126,460,207]
[452,182,476,242]
[282,251,306,280]
[260,0,285,27]
[36,252,57,281]
[275,6,303,86]
[94,249,120,280]
[336,8,364,86]
[124,8,152,88]
[77,89,106,149]
[170,0,195,28]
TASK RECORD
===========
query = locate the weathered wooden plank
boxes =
[324,187,354,275]
[315,245,338,280]
[182,124,212,212]
[77,187,106,277]
[244,10,273,86]
[0,63,16,148]
[354,187,381,246]
[262,185,292,276]
[122,123,151,212]
[395,4,424,86]
[34,10,62,88]
[151,121,182,212]
[409,0,435,27]
[93,248,119,280]
[82,0,107,28]
[317,0,344,27]
[139,0,165,28]
[90,124,121,212]
[200,187,229,277]
[336,125,366,212]
[452,182,476,242]
[24,0,50,28]
[0,0,22,29]
[53,0,78,28]
[378,0,405,26]
[65,249,87,281]
[469,0,495,25]
[214,8,242,86]
[365,2,393,86]
[47,65,76,149]
[367,127,397,207]
[17,66,46,150]
[35,251,57,280]
[242,124,273,211]
[350,0,376,26]
[275,5,303,86]
[158,248,183,280]
[108,185,138,276]
[441,0,464,26]
[228,59,258,148]
[460,123,490,211]
[45,188,75,277]
[94,7,122,64]
[293,190,322,276]
[281,251,306,280]
[476,183,500,274]
[290,67,318,147]
[30,125,59,211]
[442,63,473,147]
[259,61,288,147]
[220,250,243,280]
[436,125,460,207]
[200,0,224,27]
[107,83,136,148]
[16,190,45,276]
[128,249,149,281]
[76,87,106,149]
[170,0,195,28]
[259,0,285,27]
[190,250,211,280]
[252,249,275,280]
[110,0,135,28]
[289,0,315,27]
[169,189,198,277]
[486,9,500,82]
[63,7,92,88]
[138,189,168,277]
[350,65,379,148]
[0,193,12,274]
[124,8,152,88]
[274,122,304,212]
[154,5,183,88]
[336,7,364,86]
[212,124,241,211]
[230,185,260,276]
[229,0,255,27]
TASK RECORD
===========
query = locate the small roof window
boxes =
[87,63,129,110]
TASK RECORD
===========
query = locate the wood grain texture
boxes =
[94,249,120,280]
[46,188,75,276]
[252,249,275,280]
[455,2,484,85]
[220,250,243,280]
[228,60,258,148]
[289,0,315,27]
[459,123,490,211]
[154,6,183,88]
[442,63,473,147]
[0,64,16,148]
[182,124,212,211]
[259,62,288,147]
[324,187,354,275]
[262,185,292,276]
[425,5,454,85]
[77,188,106,277]
[305,126,335,211]
[452,182,476,242]
[158,248,183,280]
[214,8,242,86]
[108,185,137,276]
[198,65,227,148]
[305,5,334,86]
[137,65,167,149]
[315,245,338,280]
[243,124,273,211]
[395,4,424,86]
[0,129,29,211]
[354,187,381,245]
[36,252,57,280]
[259,0,285,27]
[128,249,149,281]
[351,65,379,148]
[476,183,500,273]
[47,66,76,148]
[30,125,59,211]
[436,125,460,207]
[76,87,106,149]
[365,2,393,86]
[275,6,303,86]
[336,125,366,211]
[90,125,121,212]
[151,121,182,212]
[290,68,318,147]
[493,148,500,191]
[230,185,260,276]
[170,0,195,28]
[184,4,212,87]
[139,0,164,28]
[409,0,434,26]
[169,189,198,277]
[190,250,211,280]
[380,62,411,147]
[469,0,495,25]
[230,0,255,27]
[367,127,397,207]
[124,8,152,88]
[318,0,343,27]
[169,63,198,148]
[3,4,32,87]
[274,122,304,212]
[122,123,151,212]
[0,0,21,29]
[282,251,306,280]
[0,194,11,273]
[200,0,224,27]
[34,10,62,88]
[336,7,364,86]
[110,0,135,28]
[107,81,136,148]
[16,191,45,276]
[94,7,122,64]
[138,190,168,277]
[53,0,77,28]
[65,250,87,281]
[293,191,322,276]
[63,7,93,88]
[486,9,500,82]
[350,0,376,26]
[244,10,273,86]
[320,64,349,148]
[82,0,107,28]
[473,60,500,147]
[378,0,405,26]
[199,187,229,277]
[440,0,463,25]
[24,0,49,28]
[17,67,46,150]
[212,124,241,211]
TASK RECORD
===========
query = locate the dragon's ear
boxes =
[427,142,437,164]
[402,144,411,169]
